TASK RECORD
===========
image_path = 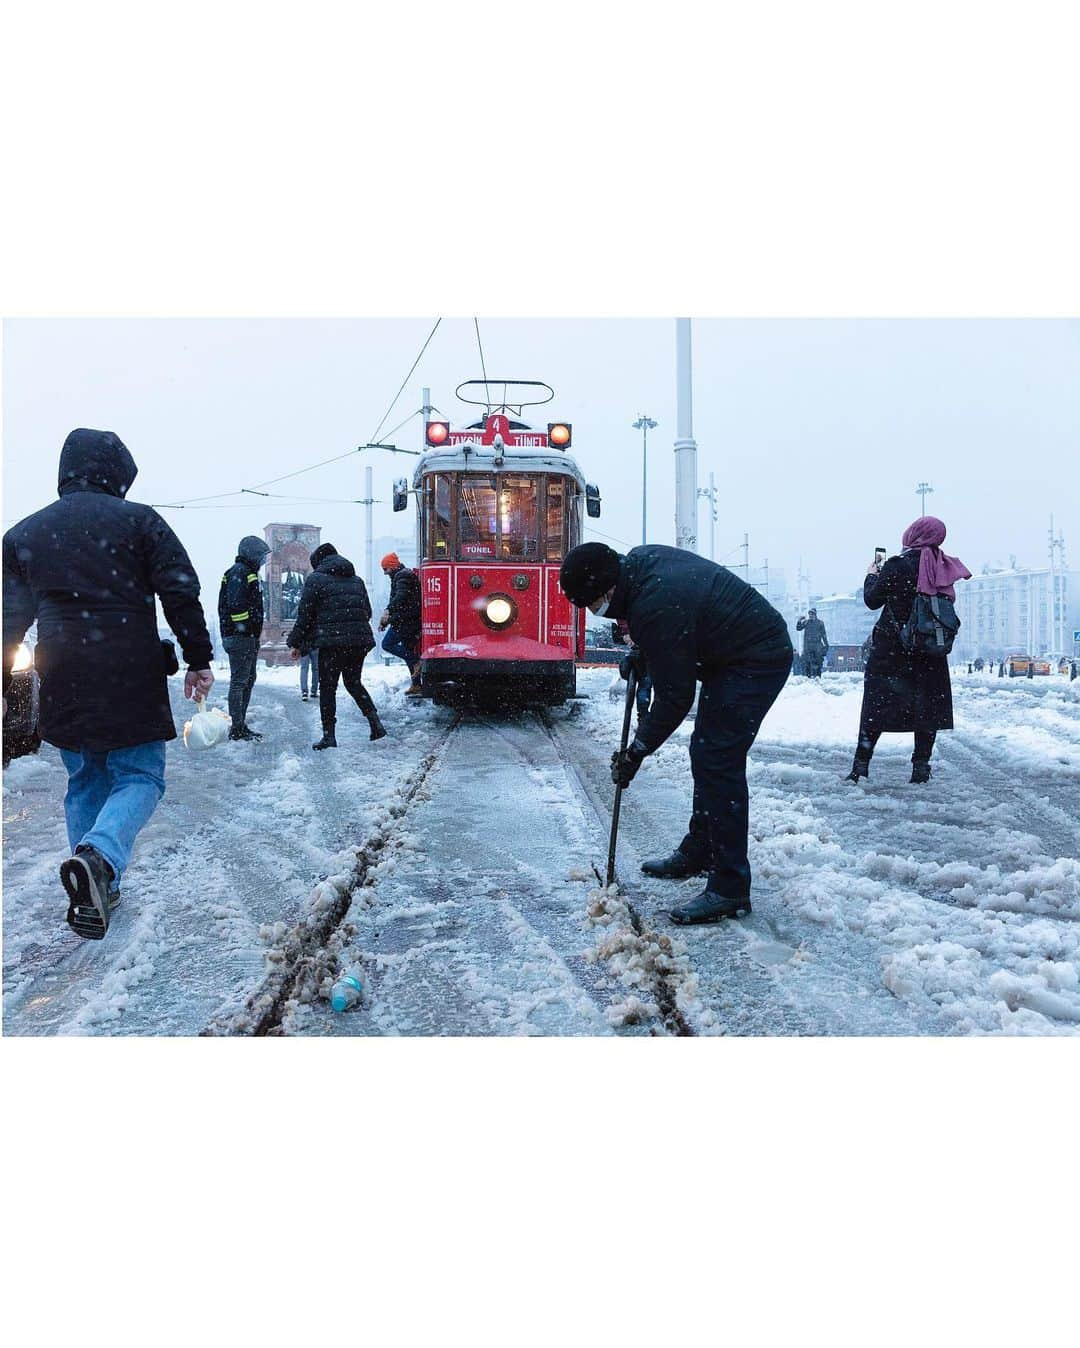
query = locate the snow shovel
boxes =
[606,665,638,888]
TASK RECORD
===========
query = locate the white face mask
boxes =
[590,595,611,617]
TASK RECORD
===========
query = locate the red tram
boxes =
[392,381,602,704]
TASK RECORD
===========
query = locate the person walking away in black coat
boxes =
[560,543,792,925]
[218,534,271,741]
[846,516,971,785]
[378,551,423,696]
[796,608,829,678]
[287,542,386,750]
[2,429,214,940]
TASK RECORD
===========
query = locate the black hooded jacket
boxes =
[2,429,213,751]
[286,553,375,653]
[385,564,421,642]
[218,536,270,640]
[605,545,792,754]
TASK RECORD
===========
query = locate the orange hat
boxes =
[380,552,401,571]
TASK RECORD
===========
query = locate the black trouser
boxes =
[318,645,377,732]
[856,727,937,763]
[636,672,653,719]
[804,653,824,679]
[223,635,259,728]
[677,659,791,899]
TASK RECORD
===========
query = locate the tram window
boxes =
[497,476,539,560]
[425,473,452,559]
[458,478,499,558]
[544,478,566,560]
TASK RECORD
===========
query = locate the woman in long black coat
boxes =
[846,517,970,785]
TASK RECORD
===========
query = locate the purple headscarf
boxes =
[901,516,972,600]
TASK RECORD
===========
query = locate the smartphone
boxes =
[874,547,886,565]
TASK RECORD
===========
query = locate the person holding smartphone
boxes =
[846,519,970,784]
[796,607,829,678]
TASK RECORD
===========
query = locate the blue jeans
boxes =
[300,652,319,696]
[59,742,167,881]
[382,626,419,666]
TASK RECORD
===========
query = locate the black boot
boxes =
[368,713,388,741]
[313,730,337,750]
[60,845,115,941]
[910,758,932,784]
[844,753,871,784]
[670,889,752,925]
[641,849,707,880]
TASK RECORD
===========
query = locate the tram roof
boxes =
[413,442,588,489]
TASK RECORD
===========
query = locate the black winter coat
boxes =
[2,429,213,751]
[286,554,375,653]
[218,550,266,640]
[860,549,954,732]
[386,565,421,642]
[796,615,829,657]
[606,545,792,754]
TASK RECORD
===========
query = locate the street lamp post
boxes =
[633,415,657,544]
[916,481,934,516]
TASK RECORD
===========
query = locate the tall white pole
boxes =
[365,464,374,591]
[674,318,698,552]
[421,386,431,442]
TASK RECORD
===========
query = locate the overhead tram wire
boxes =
[368,317,442,446]
[474,318,489,389]
[152,320,443,510]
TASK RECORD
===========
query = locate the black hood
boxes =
[310,542,337,568]
[317,553,356,579]
[237,535,271,568]
[57,428,137,499]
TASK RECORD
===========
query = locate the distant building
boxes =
[952,565,1079,660]
[259,522,322,664]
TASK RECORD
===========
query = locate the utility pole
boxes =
[674,318,698,552]
[633,415,657,544]
[916,481,934,516]
[742,532,750,579]
[421,386,431,444]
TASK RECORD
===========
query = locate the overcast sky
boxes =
[4,318,1078,606]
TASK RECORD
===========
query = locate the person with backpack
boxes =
[845,516,971,785]
[2,428,214,941]
[287,542,386,750]
[218,535,271,741]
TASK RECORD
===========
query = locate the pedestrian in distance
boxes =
[378,552,423,696]
[974,656,984,673]
[611,618,653,721]
[845,516,971,786]
[299,644,319,701]
[2,428,214,941]
[287,542,386,750]
[796,608,829,678]
[560,542,792,926]
[218,534,271,741]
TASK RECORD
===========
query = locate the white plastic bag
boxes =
[183,697,231,750]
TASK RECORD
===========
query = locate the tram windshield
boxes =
[423,472,573,562]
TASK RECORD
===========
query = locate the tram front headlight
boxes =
[12,643,32,672]
[482,594,517,630]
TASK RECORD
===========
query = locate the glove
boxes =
[611,742,646,788]
[618,649,645,682]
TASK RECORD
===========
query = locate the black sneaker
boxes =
[670,889,752,925]
[641,849,707,880]
[301,692,309,701]
[229,725,263,742]
[60,846,115,940]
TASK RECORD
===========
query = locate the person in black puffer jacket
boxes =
[561,542,792,927]
[287,542,386,749]
[378,551,423,695]
[2,428,214,941]
[218,534,271,741]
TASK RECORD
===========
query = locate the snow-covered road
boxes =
[3,664,1078,1035]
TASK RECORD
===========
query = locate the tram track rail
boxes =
[538,709,696,1036]
[202,712,463,1036]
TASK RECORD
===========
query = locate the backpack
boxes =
[896,593,961,658]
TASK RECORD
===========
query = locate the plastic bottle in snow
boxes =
[330,969,363,1012]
